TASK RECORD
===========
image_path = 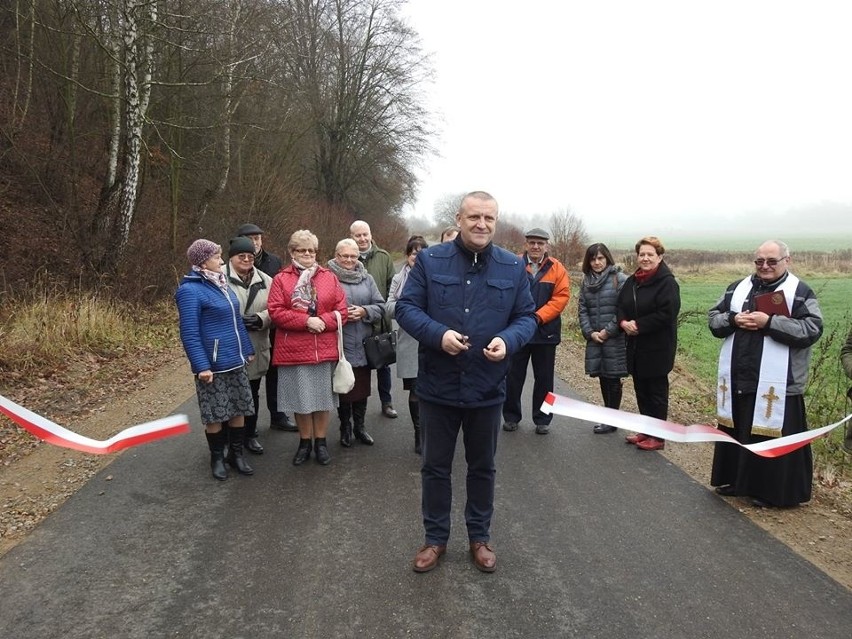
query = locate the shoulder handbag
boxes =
[363,330,397,369]
[332,311,355,394]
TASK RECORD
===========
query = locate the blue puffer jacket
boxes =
[175,271,255,374]
[396,238,536,407]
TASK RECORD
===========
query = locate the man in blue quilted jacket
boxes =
[396,191,536,574]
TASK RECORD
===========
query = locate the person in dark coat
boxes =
[708,240,823,507]
[175,239,256,480]
[616,236,680,451]
[578,243,628,434]
[237,223,295,433]
[396,191,536,574]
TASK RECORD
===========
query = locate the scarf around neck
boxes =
[327,258,367,285]
[583,264,616,292]
[192,265,228,292]
[291,262,318,312]
[634,264,659,283]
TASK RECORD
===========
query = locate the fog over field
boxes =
[402,0,852,253]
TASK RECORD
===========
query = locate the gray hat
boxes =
[228,236,255,258]
[524,227,550,241]
[237,223,264,236]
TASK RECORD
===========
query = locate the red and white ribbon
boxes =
[0,393,190,455]
[541,392,851,459]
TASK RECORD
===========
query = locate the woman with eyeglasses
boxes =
[616,236,681,451]
[267,230,347,466]
[175,239,256,480]
[224,236,273,456]
[327,238,386,448]
[578,242,628,434]
[386,235,429,453]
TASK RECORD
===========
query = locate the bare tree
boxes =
[549,206,589,267]
[432,191,465,228]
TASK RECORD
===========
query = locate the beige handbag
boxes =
[332,310,355,394]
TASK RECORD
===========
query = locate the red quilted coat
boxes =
[267,264,348,366]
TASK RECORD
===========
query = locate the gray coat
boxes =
[578,266,628,378]
[338,270,386,368]
[225,263,272,380]
[386,266,418,380]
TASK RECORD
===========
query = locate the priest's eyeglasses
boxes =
[753,257,787,267]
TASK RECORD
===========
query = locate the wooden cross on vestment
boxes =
[719,378,728,408]
[762,385,780,420]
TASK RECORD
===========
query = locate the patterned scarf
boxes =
[290,262,319,312]
[192,265,228,292]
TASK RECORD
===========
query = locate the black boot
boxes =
[244,415,264,454]
[410,400,421,455]
[338,403,353,448]
[205,430,228,481]
[314,437,331,465]
[225,426,255,475]
[352,399,374,445]
[293,439,312,465]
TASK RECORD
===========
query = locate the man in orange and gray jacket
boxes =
[502,228,571,434]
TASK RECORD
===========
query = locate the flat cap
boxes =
[237,223,264,236]
[524,227,550,241]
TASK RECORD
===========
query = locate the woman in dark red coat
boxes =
[616,236,680,451]
[268,230,347,466]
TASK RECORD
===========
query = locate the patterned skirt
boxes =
[278,361,337,415]
[194,367,254,425]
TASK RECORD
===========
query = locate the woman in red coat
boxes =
[268,230,347,466]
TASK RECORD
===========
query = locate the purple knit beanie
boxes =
[186,239,220,267]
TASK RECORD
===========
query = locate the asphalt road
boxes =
[0,369,850,638]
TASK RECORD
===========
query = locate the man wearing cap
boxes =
[236,223,295,432]
[350,220,398,418]
[502,228,570,435]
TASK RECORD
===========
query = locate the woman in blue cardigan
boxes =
[176,239,256,480]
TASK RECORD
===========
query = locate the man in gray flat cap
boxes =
[502,228,570,435]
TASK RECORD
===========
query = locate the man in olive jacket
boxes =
[351,220,398,418]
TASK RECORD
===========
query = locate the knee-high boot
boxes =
[409,400,421,455]
[225,426,255,475]
[338,402,353,447]
[352,399,374,445]
[205,430,228,481]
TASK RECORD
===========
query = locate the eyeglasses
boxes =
[235,253,255,261]
[292,248,316,255]
[754,257,787,267]
[336,254,359,260]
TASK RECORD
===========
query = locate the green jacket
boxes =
[359,242,395,334]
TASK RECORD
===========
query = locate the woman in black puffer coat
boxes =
[578,243,628,434]
[616,236,681,451]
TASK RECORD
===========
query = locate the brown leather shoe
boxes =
[469,541,497,573]
[412,544,446,573]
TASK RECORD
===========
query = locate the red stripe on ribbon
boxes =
[0,393,190,455]
[541,392,850,458]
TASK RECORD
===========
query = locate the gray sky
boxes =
[401,0,852,240]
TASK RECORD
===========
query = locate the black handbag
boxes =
[363,331,397,369]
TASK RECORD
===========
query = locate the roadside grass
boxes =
[0,276,178,375]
